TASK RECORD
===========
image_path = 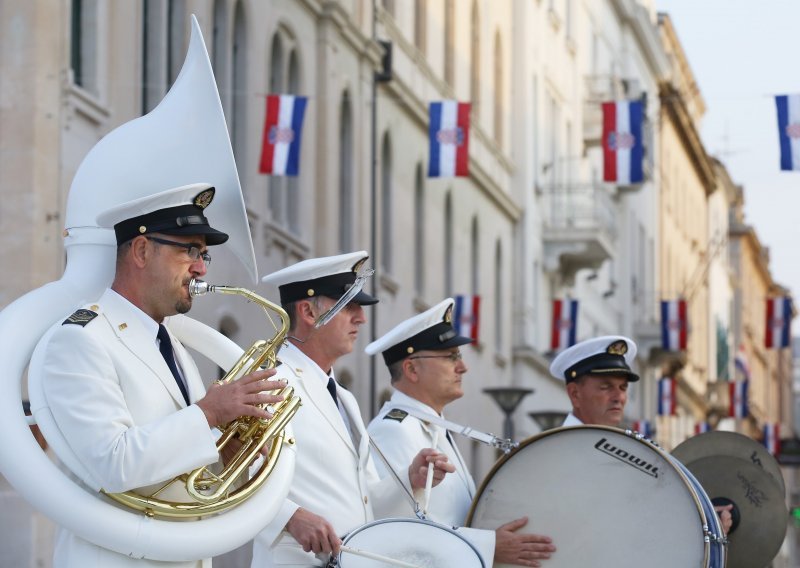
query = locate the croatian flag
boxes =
[550,299,578,351]
[661,299,688,351]
[428,101,470,177]
[632,420,654,438]
[765,296,792,349]
[775,95,800,171]
[694,421,710,435]
[453,295,480,343]
[657,377,676,416]
[729,380,749,419]
[259,95,307,176]
[734,344,751,380]
[763,423,781,456]
[602,100,644,184]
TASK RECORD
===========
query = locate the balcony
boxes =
[541,183,616,285]
[583,75,625,148]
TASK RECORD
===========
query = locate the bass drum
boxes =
[334,518,485,568]
[466,426,725,568]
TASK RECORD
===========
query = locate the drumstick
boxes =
[422,430,440,515]
[339,544,424,568]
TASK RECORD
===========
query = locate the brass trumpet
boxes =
[105,279,301,518]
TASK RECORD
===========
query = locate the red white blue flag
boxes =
[661,299,688,351]
[694,421,710,435]
[550,299,578,351]
[259,95,307,176]
[632,420,654,438]
[728,380,749,419]
[602,100,644,184]
[763,423,781,456]
[657,377,676,416]
[428,101,470,177]
[453,295,480,343]
[775,95,800,171]
[765,296,792,349]
[734,344,751,380]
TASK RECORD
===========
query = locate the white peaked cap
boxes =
[262,251,378,305]
[549,335,639,383]
[64,15,257,282]
[365,298,472,365]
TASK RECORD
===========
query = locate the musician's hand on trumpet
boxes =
[494,517,556,568]
[407,448,455,490]
[196,368,286,428]
[285,507,342,556]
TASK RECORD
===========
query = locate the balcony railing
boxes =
[541,182,617,284]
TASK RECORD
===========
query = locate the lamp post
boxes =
[528,411,568,432]
[483,387,533,440]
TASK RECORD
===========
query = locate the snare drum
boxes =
[466,426,725,568]
[333,518,485,568]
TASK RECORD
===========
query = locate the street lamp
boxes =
[483,387,533,440]
[528,411,568,432]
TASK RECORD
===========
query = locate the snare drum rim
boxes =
[338,517,487,568]
[465,425,712,567]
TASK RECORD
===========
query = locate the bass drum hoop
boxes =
[466,425,715,568]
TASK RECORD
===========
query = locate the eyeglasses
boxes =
[409,352,463,363]
[146,236,211,266]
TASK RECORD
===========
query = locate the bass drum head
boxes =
[339,518,485,568]
[467,426,712,568]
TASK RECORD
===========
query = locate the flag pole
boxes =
[369,0,378,418]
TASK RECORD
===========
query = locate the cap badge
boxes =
[607,340,628,356]
[193,187,215,209]
[444,305,453,324]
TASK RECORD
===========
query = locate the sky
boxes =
[655,0,800,302]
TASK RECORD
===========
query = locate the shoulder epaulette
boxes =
[384,408,408,422]
[62,309,98,327]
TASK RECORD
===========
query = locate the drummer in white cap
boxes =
[549,336,639,427]
[251,252,455,568]
[550,336,733,534]
[366,299,556,568]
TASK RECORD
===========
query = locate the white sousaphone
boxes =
[0,16,295,561]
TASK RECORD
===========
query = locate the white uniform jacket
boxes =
[367,391,495,564]
[562,412,584,427]
[37,289,219,568]
[251,342,409,567]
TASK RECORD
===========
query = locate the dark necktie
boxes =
[157,324,190,405]
[326,377,338,407]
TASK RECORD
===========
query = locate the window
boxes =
[444,0,455,86]
[470,1,480,119]
[339,92,354,252]
[414,164,425,295]
[493,31,503,147]
[142,0,184,114]
[267,28,302,235]
[231,1,247,174]
[380,132,393,273]
[212,0,230,108]
[494,240,503,351]
[71,0,98,95]
[414,0,427,55]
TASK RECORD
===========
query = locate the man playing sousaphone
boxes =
[366,299,556,567]
[251,253,456,567]
[550,335,732,535]
[34,185,287,568]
